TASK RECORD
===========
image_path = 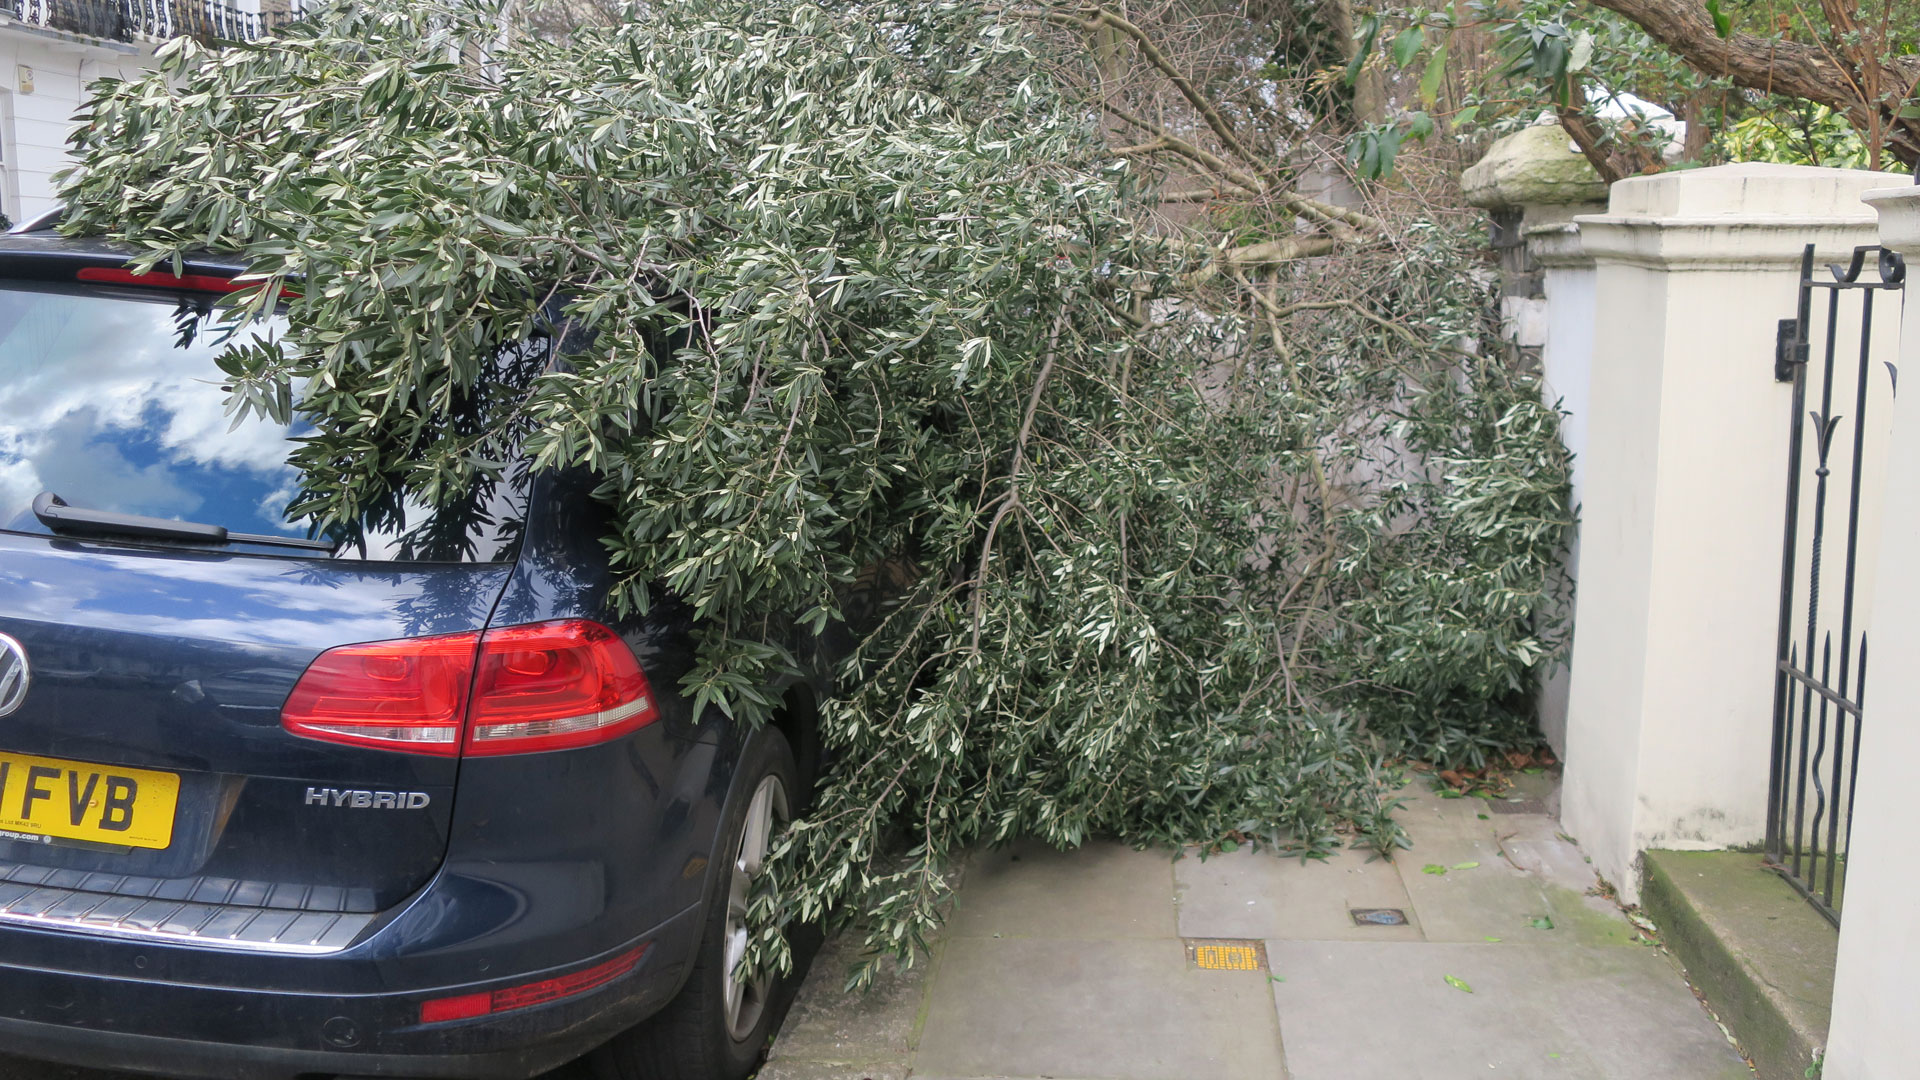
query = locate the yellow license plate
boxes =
[0,752,179,850]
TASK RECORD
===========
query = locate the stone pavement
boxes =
[758,774,1756,1080]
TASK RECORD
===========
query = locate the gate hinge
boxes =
[1774,318,1806,382]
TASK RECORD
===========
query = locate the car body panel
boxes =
[0,231,791,1079]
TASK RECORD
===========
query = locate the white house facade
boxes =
[0,0,295,225]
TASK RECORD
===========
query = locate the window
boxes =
[0,281,535,562]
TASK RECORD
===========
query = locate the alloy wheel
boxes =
[721,773,788,1043]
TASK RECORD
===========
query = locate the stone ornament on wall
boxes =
[1462,122,1609,210]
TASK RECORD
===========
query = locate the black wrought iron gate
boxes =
[1766,243,1906,925]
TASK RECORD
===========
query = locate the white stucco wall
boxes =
[0,22,154,225]
[1527,221,1596,759]
[1557,164,1905,901]
[1825,184,1920,1080]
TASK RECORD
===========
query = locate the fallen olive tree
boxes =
[59,0,1571,984]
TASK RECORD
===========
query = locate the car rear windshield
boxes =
[0,280,533,562]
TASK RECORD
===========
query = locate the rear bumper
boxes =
[0,903,702,1080]
[0,1014,577,1080]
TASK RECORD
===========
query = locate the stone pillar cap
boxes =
[1599,162,1900,223]
[1573,163,1906,270]
[1864,185,1920,256]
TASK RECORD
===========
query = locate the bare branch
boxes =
[1071,6,1269,177]
[1184,236,1343,286]
[1157,187,1222,203]
[1101,100,1385,234]
[1102,100,1267,195]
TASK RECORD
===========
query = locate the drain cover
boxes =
[1489,797,1546,815]
[1184,939,1268,971]
[1350,907,1409,926]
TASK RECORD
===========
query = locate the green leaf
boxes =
[1535,35,1569,81]
[1345,14,1382,87]
[1391,26,1425,69]
[1407,111,1434,140]
[1445,974,1474,993]
[1418,45,1448,107]
[1422,863,1449,875]
[1483,936,1502,942]
[1567,31,1593,73]
[1452,861,1479,870]
[1705,0,1732,38]
[1529,915,1556,930]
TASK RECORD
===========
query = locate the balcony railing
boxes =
[7,0,305,44]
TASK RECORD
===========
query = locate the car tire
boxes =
[593,727,799,1080]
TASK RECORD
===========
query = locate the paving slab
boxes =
[945,838,1177,939]
[1492,813,1644,948]
[1395,830,1559,943]
[757,932,934,1079]
[1175,844,1424,942]
[1267,940,1752,1080]
[1386,780,1633,947]
[1492,810,1597,893]
[764,774,1752,1080]
[913,936,1287,1080]
[756,1064,910,1080]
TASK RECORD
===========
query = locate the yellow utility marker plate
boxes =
[1185,938,1268,972]
[0,751,179,849]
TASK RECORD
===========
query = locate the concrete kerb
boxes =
[1639,850,1835,1080]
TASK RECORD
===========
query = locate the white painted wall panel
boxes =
[0,27,155,222]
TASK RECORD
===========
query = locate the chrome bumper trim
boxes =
[0,878,373,953]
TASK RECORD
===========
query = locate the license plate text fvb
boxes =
[0,751,178,849]
[0,762,136,830]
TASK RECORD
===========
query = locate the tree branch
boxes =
[1103,100,1385,234]
[1102,100,1267,195]
[1184,236,1343,286]
[1589,0,1920,165]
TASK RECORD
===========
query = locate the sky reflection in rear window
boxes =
[0,285,304,539]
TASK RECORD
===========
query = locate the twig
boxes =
[969,309,1068,652]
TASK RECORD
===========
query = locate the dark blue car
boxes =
[0,224,825,1079]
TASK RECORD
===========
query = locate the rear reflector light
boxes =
[281,620,658,756]
[420,946,647,1024]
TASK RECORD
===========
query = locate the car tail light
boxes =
[280,631,479,755]
[420,945,647,1024]
[281,620,658,756]
[465,621,657,755]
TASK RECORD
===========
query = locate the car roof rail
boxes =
[10,207,63,234]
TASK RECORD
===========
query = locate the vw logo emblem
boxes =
[0,633,28,718]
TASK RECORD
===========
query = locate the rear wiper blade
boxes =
[32,492,336,552]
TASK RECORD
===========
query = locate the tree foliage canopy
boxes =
[60,0,1571,980]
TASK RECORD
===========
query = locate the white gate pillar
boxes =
[1558,164,1900,901]
[1825,183,1920,1080]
